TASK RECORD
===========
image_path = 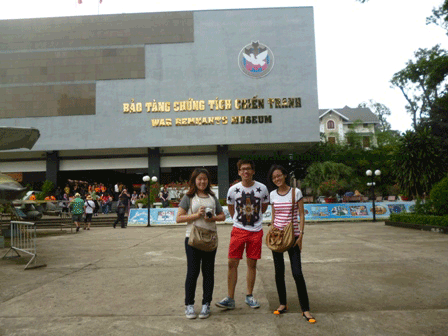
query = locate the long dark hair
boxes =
[186,168,215,197]
[267,164,290,190]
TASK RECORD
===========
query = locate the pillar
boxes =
[46,151,59,187]
[148,148,160,180]
[217,145,229,200]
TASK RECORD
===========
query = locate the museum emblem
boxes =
[238,41,274,78]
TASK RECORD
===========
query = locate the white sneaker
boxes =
[185,305,197,319]
[245,295,260,309]
[199,304,210,319]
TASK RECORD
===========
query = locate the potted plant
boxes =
[136,199,145,208]
[399,194,412,201]
[319,179,343,203]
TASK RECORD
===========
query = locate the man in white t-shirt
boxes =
[216,159,269,310]
[114,183,120,201]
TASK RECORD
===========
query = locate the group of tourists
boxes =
[176,159,315,323]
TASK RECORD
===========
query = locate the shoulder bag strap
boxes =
[291,187,296,217]
[188,196,194,225]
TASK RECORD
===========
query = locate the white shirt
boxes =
[270,187,303,236]
[84,200,96,214]
[227,181,269,232]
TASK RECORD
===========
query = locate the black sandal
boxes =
[273,305,288,315]
[302,312,316,324]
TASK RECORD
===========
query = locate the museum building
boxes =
[0,7,319,198]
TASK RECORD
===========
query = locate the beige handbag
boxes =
[266,188,296,253]
[188,224,218,252]
[187,196,218,252]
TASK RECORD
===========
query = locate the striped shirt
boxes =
[270,188,303,236]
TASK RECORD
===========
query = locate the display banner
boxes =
[127,201,415,226]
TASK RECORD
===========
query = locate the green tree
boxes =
[358,100,392,132]
[393,128,446,198]
[390,45,448,128]
[303,161,355,196]
[303,139,399,196]
[427,0,448,31]
[344,120,364,148]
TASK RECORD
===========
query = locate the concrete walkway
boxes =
[1,222,447,336]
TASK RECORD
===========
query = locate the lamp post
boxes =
[142,175,158,226]
[366,169,381,222]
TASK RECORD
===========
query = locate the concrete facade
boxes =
[0,7,319,194]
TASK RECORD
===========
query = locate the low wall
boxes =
[128,201,416,226]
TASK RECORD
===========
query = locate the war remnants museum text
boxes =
[122,96,302,127]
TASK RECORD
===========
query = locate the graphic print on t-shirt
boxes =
[235,189,262,227]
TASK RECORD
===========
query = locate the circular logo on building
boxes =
[238,41,274,78]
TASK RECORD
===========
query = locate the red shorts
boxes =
[228,227,263,260]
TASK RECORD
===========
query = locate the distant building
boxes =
[319,106,380,148]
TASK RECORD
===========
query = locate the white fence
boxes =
[2,221,46,270]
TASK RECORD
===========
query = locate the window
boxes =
[328,137,336,144]
[327,120,335,129]
[363,123,368,128]
[363,136,370,148]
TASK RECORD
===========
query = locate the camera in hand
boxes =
[205,207,213,218]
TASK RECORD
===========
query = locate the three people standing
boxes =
[176,159,315,322]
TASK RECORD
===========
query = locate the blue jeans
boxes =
[102,203,111,214]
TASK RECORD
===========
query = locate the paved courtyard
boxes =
[1,221,447,336]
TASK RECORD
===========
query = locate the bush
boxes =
[137,197,148,208]
[429,175,448,215]
[389,213,448,227]
[414,198,435,215]
[36,180,55,200]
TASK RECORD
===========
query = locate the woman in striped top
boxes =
[268,164,316,323]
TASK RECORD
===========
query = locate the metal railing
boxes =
[2,221,46,270]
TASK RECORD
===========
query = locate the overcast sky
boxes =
[1,0,446,133]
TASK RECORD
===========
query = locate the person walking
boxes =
[216,159,269,310]
[268,164,316,323]
[176,168,225,319]
[114,197,127,228]
[83,195,95,230]
[119,188,131,212]
[70,193,84,232]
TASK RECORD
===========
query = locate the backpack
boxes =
[117,201,126,214]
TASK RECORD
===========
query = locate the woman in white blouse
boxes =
[268,164,316,324]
